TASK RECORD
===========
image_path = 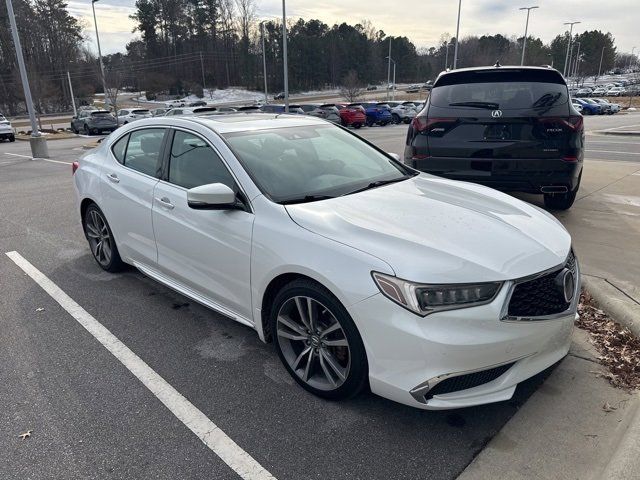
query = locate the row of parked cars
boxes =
[571,97,621,115]
[571,83,637,97]
[71,100,426,135]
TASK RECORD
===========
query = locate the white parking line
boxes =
[5,251,276,480]
[585,149,640,156]
[4,152,71,165]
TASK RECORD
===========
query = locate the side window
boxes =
[168,131,235,190]
[111,134,129,164]
[123,128,165,177]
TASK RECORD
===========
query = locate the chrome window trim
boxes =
[500,250,580,322]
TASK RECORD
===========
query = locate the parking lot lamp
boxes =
[261,22,268,104]
[445,41,453,69]
[563,21,580,77]
[629,47,637,71]
[387,38,392,101]
[572,42,581,79]
[91,0,109,106]
[5,0,48,158]
[597,47,605,80]
[519,6,539,66]
[452,0,462,69]
[281,0,289,112]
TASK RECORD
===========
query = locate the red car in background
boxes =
[336,103,365,128]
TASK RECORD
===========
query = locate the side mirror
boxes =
[387,152,401,162]
[187,183,240,210]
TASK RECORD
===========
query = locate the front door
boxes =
[151,129,254,320]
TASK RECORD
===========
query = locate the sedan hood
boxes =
[285,175,571,283]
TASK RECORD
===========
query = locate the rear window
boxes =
[91,111,112,117]
[431,69,568,110]
[132,109,149,114]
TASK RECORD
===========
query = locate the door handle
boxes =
[106,173,120,183]
[156,196,175,210]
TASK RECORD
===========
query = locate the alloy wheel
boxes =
[276,296,351,391]
[85,209,113,267]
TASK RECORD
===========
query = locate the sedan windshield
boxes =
[223,125,414,203]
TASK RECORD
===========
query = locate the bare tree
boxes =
[340,70,364,103]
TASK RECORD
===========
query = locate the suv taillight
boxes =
[411,117,457,133]
[537,116,583,132]
[72,161,79,175]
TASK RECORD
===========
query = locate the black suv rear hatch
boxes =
[410,68,581,162]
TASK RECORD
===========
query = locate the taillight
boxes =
[537,116,583,132]
[562,156,578,162]
[411,117,457,133]
[72,161,79,175]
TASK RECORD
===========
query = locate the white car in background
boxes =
[163,106,218,117]
[165,99,186,108]
[384,101,418,124]
[571,101,584,114]
[0,114,15,142]
[606,87,626,97]
[116,108,152,126]
[73,114,579,410]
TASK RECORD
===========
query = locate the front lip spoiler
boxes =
[409,353,535,404]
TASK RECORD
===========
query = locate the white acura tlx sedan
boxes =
[73,114,579,410]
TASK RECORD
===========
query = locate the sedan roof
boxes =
[180,112,327,134]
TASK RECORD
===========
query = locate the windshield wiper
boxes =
[343,175,413,196]
[280,194,335,205]
[449,101,500,109]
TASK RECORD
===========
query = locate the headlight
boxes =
[371,272,502,316]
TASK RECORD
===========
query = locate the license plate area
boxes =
[483,124,512,140]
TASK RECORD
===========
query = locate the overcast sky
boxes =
[68,0,638,55]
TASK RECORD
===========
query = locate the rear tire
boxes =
[270,279,368,401]
[353,123,362,129]
[9,135,15,142]
[392,113,401,124]
[83,124,90,135]
[83,204,125,272]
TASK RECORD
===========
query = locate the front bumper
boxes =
[348,281,576,410]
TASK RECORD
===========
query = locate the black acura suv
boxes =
[404,66,584,210]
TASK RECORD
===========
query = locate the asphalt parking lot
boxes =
[1,114,639,480]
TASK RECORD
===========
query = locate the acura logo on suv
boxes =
[491,110,503,118]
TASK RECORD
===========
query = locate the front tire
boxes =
[9,135,15,142]
[83,204,124,272]
[392,113,401,124]
[270,279,368,400]
[83,124,91,135]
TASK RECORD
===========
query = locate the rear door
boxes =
[425,69,577,162]
[100,128,167,266]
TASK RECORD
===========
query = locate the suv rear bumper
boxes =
[406,156,583,194]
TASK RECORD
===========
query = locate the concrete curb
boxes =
[593,130,640,136]
[582,275,640,338]
[598,395,640,480]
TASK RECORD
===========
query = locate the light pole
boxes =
[281,0,289,113]
[444,41,453,69]
[5,0,48,157]
[199,52,206,97]
[563,21,580,77]
[572,42,581,79]
[629,47,637,71]
[519,6,539,66]
[261,22,268,104]
[91,0,109,105]
[596,46,605,80]
[386,57,396,101]
[67,71,77,117]
[387,38,392,101]
[453,0,462,69]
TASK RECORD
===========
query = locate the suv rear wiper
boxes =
[343,175,413,196]
[280,195,335,205]
[449,101,500,109]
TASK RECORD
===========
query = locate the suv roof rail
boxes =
[494,61,502,68]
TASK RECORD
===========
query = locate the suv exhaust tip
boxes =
[540,186,568,194]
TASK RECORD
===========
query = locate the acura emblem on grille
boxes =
[491,110,503,118]
[555,269,575,303]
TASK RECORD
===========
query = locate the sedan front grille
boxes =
[507,251,576,318]
[426,362,515,400]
